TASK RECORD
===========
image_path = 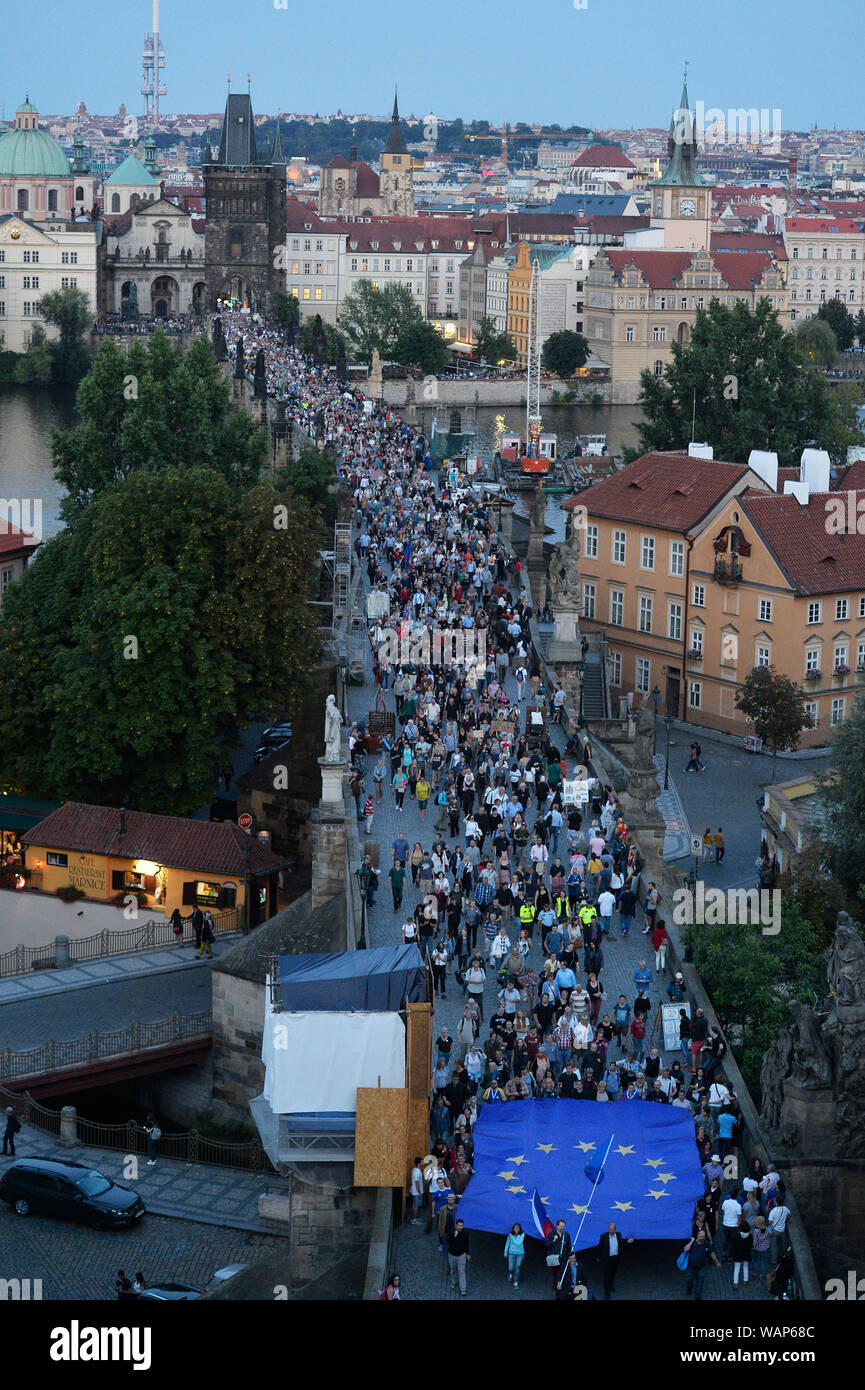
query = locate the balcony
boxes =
[713,556,743,585]
[686,648,704,667]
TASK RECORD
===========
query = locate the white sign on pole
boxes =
[690,834,703,856]
[662,1001,691,1052]
[563,779,590,806]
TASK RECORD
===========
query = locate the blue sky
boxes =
[5,0,862,130]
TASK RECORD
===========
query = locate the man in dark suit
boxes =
[546,1219,572,1298]
[597,1222,633,1298]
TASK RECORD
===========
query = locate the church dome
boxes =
[0,97,71,179]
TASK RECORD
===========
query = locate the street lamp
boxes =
[354,862,370,950]
[337,653,349,721]
[651,685,661,755]
[663,713,674,792]
[576,659,586,727]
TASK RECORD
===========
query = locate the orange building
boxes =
[507,241,533,365]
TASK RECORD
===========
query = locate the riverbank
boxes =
[380,378,609,408]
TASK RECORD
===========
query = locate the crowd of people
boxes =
[208,306,795,1303]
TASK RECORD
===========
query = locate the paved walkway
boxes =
[0,1133,289,1234]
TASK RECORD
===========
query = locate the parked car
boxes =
[252,723,293,764]
[0,1158,145,1228]
[210,1264,247,1287]
[138,1283,203,1300]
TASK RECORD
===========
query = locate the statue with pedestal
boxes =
[318,693,347,808]
[368,349,383,400]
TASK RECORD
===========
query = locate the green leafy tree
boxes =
[393,320,450,374]
[795,315,839,366]
[820,380,865,462]
[734,664,812,783]
[272,290,300,341]
[812,691,865,898]
[854,309,865,344]
[474,316,517,365]
[541,329,590,379]
[36,286,93,382]
[338,281,422,363]
[276,445,336,512]
[0,469,320,814]
[817,298,855,351]
[629,298,837,466]
[52,333,266,521]
[13,326,53,385]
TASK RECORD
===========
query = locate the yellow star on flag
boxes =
[614,1145,636,1157]
[574,1140,597,1152]
[570,1202,591,1215]
[644,1158,665,1168]
[540,1196,550,1205]
[496,1170,516,1181]
[611,1201,634,1212]
[507,1155,529,1166]
[656,1172,678,1183]
[536,1142,558,1154]
[646,1189,669,1200]
[506,1184,527,1194]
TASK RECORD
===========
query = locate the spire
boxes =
[392,87,399,123]
[383,85,407,156]
[270,114,285,164]
[655,66,707,188]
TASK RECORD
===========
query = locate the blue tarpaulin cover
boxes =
[277,944,426,1013]
[458,1099,704,1250]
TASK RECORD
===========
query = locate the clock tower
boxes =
[650,72,711,251]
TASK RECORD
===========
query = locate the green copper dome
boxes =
[0,126,71,178]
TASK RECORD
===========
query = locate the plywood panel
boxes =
[354,1087,408,1187]
[406,1002,433,1106]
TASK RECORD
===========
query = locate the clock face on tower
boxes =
[680,198,697,218]
[334,177,346,190]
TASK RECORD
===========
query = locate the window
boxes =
[858,640,865,669]
[653,360,664,376]
[17,190,29,212]
[636,658,650,693]
[609,650,622,686]
[759,598,773,623]
[803,701,817,729]
[831,697,845,725]
[61,276,77,288]
[23,302,33,316]
[47,852,68,867]
[807,601,822,624]
[692,582,705,607]
[756,646,771,667]
[302,288,310,300]
[668,602,682,640]
[670,541,684,576]
[584,524,598,559]
[638,594,652,633]
[610,588,624,626]
[860,596,865,618]
[627,295,635,309]
[690,628,703,655]
[652,326,666,342]
[0,303,5,317]
[612,530,626,565]
[689,681,702,709]
[302,262,311,275]
[582,582,596,620]
[314,287,322,300]
[641,536,655,569]
[303,239,311,251]
[835,598,848,620]
[625,326,634,342]
[834,644,848,669]
[805,647,820,673]
[47,189,58,212]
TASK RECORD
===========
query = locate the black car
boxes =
[252,723,293,764]
[0,1158,145,1229]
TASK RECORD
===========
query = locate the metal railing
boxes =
[0,1009,212,1083]
[0,906,241,979]
[0,1079,268,1173]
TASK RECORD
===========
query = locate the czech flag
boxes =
[531,1188,554,1240]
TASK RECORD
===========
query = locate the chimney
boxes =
[688,443,713,459]
[748,450,779,492]
[119,808,126,837]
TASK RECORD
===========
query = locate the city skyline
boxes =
[4,0,864,131]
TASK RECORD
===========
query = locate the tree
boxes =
[541,329,590,379]
[812,691,865,899]
[276,445,336,512]
[474,316,517,365]
[820,381,865,463]
[52,333,266,521]
[13,326,53,385]
[36,286,93,381]
[0,468,320,814]
[629,298,839,466]
[272,290,300,342]
[734,665,812,783]
[795,315,839,367]
[393,319,450,375]
[854,309,865,345]
[817,298,855,352]
[338,281,422,363]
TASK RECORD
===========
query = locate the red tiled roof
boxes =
[561,452,747,532]
[21,802,285,877]
[711,248,778,289]
[711,232,788,260]
[834,459,865,491]
[604,250,694,288]
[573,144,635,170]
[352,160,379,198]
[739,490,865,595]
[785,216,864,233]
[0,524,40,559]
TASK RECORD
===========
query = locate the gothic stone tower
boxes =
[649,72,711,252]
[204,92,286,315]
[378,90,415,218]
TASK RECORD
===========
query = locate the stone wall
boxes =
[379,379,610,408]
[777,1158,865,1286]
[211,971,265,1117]
[128,1057,215,1128]
[258,1164,378,1284]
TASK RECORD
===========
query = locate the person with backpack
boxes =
[2,1107,21,1156]
[197,911,215,959]
[143,1113,161,1166]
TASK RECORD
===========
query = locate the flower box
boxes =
[833,664,851,677]
[804,669,823,681]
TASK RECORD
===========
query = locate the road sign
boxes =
[238,812,253,830]
[690,834,702,856]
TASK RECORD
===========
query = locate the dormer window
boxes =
[371,240,379,250]
[393,240,401,250]
[304,223,312,231]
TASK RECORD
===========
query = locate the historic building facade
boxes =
[317,94,416,219]
[0,213,97,352]
[100,195,206,318]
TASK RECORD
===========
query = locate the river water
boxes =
[471,402,643,462]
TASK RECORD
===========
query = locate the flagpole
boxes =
[573,1131,615,1251]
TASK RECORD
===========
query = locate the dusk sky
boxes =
[5,0,863,130]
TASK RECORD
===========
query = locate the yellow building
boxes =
[21,802,287,926]
[507,241,533,365]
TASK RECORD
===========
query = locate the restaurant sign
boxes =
[69,854,107,895]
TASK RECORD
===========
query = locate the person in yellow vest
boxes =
[519,899,537,939]
[554,891,571,922]
[578,901,598,934]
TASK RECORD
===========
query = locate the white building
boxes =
[0,214,97,352]
[485,253,510,334]
[784,215,865,325]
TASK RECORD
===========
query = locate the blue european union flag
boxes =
[458,1100,704,1250]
